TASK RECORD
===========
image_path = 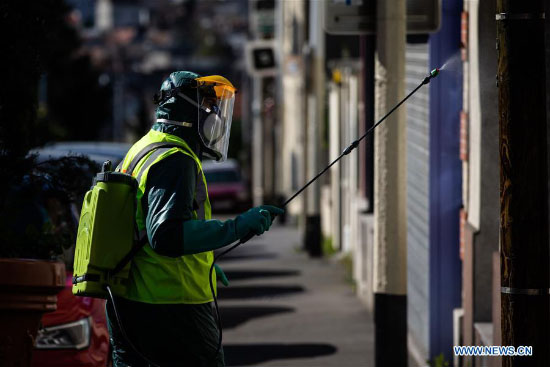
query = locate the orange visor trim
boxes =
[195,75,237,97]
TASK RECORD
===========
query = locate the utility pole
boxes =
[303,0,324,257]
[373,0,407,365]
[249,0,263,207]
[251,76,264,207]
[497,0,549,366]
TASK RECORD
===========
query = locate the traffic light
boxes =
[246,40,277,77]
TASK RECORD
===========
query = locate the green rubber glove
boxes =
[214,264,229,286]
[234,205,285,238]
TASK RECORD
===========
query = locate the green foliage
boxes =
[34,155,99,204]
[341,253,356,289]
[0,219,70,260]
[322,235,337,256]
[0,155,98,260]
[427,353,450,367]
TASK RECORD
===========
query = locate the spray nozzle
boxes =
[422,68,440,85]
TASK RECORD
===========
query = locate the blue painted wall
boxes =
[428,0,463,361]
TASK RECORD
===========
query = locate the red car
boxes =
[31,273,109,367]
[202,159,250,212]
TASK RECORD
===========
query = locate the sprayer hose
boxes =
[207,73,435,363]
[105,285,161,367]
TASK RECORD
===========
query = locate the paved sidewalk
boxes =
[215,223,374,367]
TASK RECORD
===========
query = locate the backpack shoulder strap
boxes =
[122,142,183,175]
[109,232,148,278]
[109,142,184,278]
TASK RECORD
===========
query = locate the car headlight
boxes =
[35,317,91,350]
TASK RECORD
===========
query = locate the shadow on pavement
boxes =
[220,306,295,329]
[223,343,338,366]
[218,285,305,300]
[223,269,300,280]
[216,252,279,262]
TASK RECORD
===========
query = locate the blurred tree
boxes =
[0,0,109,156]
[1,0,68,199]
[0,0,108,209]
[42,53,110,142]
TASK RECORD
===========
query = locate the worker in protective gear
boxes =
[106,71,284,367]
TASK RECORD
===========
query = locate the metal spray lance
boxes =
[208,68,441,356]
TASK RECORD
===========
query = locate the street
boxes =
[212,218,374,366]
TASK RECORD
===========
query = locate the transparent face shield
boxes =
[195,84,235,162]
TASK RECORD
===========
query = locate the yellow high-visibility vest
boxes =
[119,129,215,304]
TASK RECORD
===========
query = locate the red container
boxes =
[0,259,65,367]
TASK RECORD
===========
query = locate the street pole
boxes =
[252,76,264,207]
[497,1,549,366]
[249,0,264,207]
[304,0,324,257]
[373,0,407,366]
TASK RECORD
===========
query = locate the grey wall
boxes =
[406,41,431,358]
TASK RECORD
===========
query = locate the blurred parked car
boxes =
[34,142,131,167]
[30,142,130,367]
[202,159,250,212]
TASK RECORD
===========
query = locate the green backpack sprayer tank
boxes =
[72,142,180,299]
[72,162,136,298]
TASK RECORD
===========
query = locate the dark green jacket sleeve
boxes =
[143,152,238,257]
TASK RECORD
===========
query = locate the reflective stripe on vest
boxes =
[119,129,215,304]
